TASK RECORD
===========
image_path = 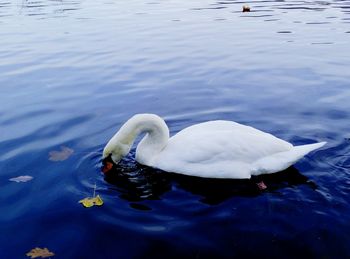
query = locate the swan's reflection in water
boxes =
[104,160,316,207]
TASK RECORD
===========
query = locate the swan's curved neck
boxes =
[104,114,169,165]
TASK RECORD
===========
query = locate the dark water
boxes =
[1,0,350,257]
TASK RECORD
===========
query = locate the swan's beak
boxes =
[101,154,115,174]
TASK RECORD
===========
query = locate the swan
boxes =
[102,114,326,179]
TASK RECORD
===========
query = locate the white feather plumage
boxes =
[103,114,326,179]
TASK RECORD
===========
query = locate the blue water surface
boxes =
[1,0,350,258]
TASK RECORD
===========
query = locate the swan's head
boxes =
[102,113,169,173]
[102,133,134,173]
[102,142,125,165]
[101,144,124,174]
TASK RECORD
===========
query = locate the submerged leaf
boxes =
[257,181,267,190]
[26,247,55,258]
[9,175,33,183]
[49,146,74,161]
[79,195,104,208]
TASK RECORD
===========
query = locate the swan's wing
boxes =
[165,120,293,163]
[152,121,292,178]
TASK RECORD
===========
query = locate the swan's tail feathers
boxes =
[252,141,326,176]
[292,141,327,156]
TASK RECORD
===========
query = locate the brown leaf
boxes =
[49,146,74,161]
[242,5,251,12]
[26,247,55,258]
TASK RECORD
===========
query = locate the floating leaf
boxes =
[26,247,55,258]
[49,146,74,161]
[242,5,251,12]
[256,181,267,190]
[79,195,104,208]
[9,175,33,183]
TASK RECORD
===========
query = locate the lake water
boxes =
[1,0,350,257]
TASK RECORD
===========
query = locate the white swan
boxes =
[102,114,326,179]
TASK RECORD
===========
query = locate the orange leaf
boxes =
[26,247,55,258]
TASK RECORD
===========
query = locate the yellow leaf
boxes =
[79,198,94,207]
[79,195,103,208]
[26,247,55,258]
[94,195,103,206]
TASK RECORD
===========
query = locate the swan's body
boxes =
[103,114,326,179]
